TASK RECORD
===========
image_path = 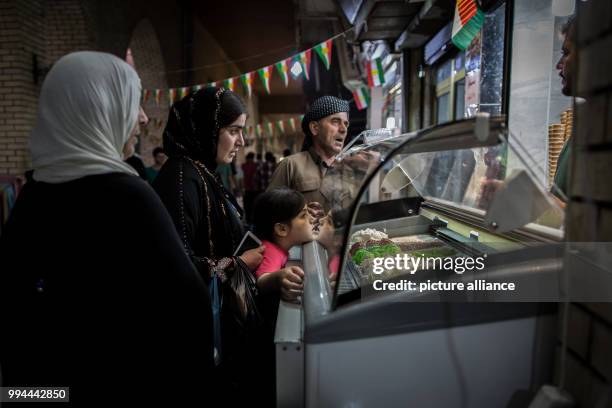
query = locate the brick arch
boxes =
[127,18,170,166]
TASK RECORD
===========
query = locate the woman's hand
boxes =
[239,246,265,270]
[278,266,305,303]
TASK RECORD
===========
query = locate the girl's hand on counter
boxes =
[278,265,304,303]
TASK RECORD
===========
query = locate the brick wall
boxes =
[129,18,169,167]
[557,0,612,406]
[44,0,91,65]
[0,0,44,175]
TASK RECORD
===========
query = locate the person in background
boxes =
[241,151,260,224]
[282,148,292,160]
[257,151,276,192]
[145,146,167,184]
[267,96,350,216]
[252,187,313,302]
[123,113,148,180]
[552,16,577,204]
[0,51,214,405]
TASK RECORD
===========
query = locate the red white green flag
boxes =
[276,120,285,134]
[256,124,263,138]
[168,88,178,105]
[154,89,162,105]
[192,84,203,93]
[240,72,255,97]
[289,117,297,132]
[223,78,235,91]
[352,86,370,110]
[367,58,385,87]
[314,40,333,70]
[258,66,272,94]
[298,49,312,80]
[265,121,274,138]
[142,89,151,104]
[179,86,190,99]
[451,0,485,51]
[275,59,290,87]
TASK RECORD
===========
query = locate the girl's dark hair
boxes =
[218,90,247,128]
[254,187,306,242]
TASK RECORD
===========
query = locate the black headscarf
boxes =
[301,95,350,151]
[163,86,247,171]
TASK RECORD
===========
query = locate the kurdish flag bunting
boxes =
[142,89,151,104]
[223,78,236,91]
[352,86,370,110]
[298,49,312,80]
[265,121,274,138]
[258,66,272,94]
[154,89,162,105]
[451,0,485,51]
[240,72,255,97]
[256,124,263,138]
[276,120,285,134]
[289,117,296,132]
[168,88,178,105]
[314,40,333,70]
[179,86,190,99]
[275,59,290,87]
[367,58,385,87]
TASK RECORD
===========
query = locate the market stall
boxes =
[275,115,563,408]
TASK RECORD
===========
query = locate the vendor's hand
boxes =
[278,266,305,303]
[240,246,265,271]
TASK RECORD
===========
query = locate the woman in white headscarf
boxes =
[0,52,214,405]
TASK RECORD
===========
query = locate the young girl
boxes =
[253,187,314,302]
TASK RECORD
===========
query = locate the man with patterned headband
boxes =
[267,95,350,213]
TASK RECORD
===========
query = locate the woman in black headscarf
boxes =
[153,87,267,403]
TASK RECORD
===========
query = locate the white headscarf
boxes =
[31,51,141,183]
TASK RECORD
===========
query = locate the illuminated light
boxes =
[290,61,303,78]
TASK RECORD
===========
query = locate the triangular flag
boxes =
[154,89,162,106]
[179,86,190,99]
[451,0,485,51]
[276,120,285,134]
[289,117,297,133]
[240,72,255,98]
[275,59,290,87]
[223,78,235,91]
[351,86,370,110]
[142,89,151,104]
[298,49,312,80]
[168,88,178,106]
[256,124,263,138]
[367,58,385,87]
[314,40,333,70]
[265,121,274,138]
[258,66,272,94]
[192,84,203,93]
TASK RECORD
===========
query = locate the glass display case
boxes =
[275,116,563,408]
